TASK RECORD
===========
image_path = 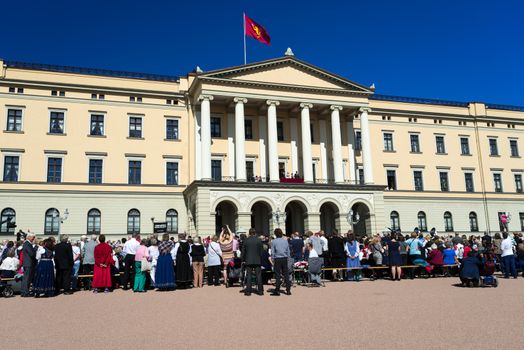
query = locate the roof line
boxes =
[4,60,180,82]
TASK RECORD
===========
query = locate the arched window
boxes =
[127,209,140,234]
[0,208,16,234]
[444,211,454,232]
[45,208,60,235]
[469,212,479,232]
[166,209,178,234]
[390,211,400,231]
[417,211,427,232]
[87,208,101,235]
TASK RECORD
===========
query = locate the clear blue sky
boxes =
[1,0,523,105]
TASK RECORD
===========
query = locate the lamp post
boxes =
[346,209,360,235]
[272,208,287,230]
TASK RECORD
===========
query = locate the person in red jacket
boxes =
[427,244,444,277]
[92,235,114,293]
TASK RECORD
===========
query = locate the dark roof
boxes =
[4,60,179,82]
[485,103,524,112]
[370,94,469,107]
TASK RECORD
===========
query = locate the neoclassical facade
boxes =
[0,53,523,239]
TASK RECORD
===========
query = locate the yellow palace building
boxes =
[1,51,523,239]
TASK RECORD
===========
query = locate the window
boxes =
[211,159,222,181]
[166,162,179,185]
[127,209,140,234]
[245,119,253,140]
[355,131,362,151]
[417,211,427,232]
[515,174,523,193]
[49,111,65,134]
[130,96,142,103]
[8,87,15,93]
[460,137,470,155]
[489,138,498,156]
[358,168,364,185]
[310,123,314,143]
[3,156,19,182]
[520,213,524,231]
[246,161,254,181]
[44,208,60,235]
[383,133,394,151]
[410,134,420,153]
[129,117,142,138]
[439,172,449,192]
[510,140,519,157]
[413,170,424,191]
[6,109,22,131]
[390,211,400,231]
[88,159,103,184]
[469,212,478,232]
[47,158,62,183]
[493,173,503,192]
[277,121,284,141]
[444,211,453,232]
[52,90,65,97]
[386,170,397,190]
[166,209,178,234]
[278,162,286,179]
[166,119,179,140]
[435,136,446,154]
[87,208,101,234]
[90,114,104,136]
[0,208,16,234]
[465,173,474,192]
[211,117,221,137]
[128,161,142,185]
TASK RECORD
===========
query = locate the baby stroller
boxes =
[0,273,22,297]
[226,257,243,288]
[479,252,498,288]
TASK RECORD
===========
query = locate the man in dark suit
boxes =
[54,235,74,295]
[21,232,37,297]
[241,228,264,296]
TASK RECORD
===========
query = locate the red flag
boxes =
[245,14,271,45]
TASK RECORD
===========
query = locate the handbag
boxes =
[141,257,152,272]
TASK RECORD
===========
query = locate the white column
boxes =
[300,103,314,183]
[234,97,247,181]
[289,117,299,174]
[346,119,356,183]
[258,114,267,181]
[194,110,202,180]
[227,112,235,179]
[319,119,328,181]
[199,95,213,180]
[267,100,280,182]
[360,107,374,184]
[330,105,344,184]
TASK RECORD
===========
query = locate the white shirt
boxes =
[308,248,319,258]
[207,241,222,266]
[0,256,19,271]
[123,238,140,255]
[72,246,81,264]
[501,238,514,257]
[320,236,328,252]
[455,243,464,259]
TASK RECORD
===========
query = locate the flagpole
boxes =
[243,12,247,65]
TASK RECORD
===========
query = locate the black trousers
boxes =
[21,265,35,295]
[122,254,135,289]
[56,267,72,292]
[274,257,291,292]
[82,264,94,289]
[245,264,263,293]
[208,265,221,285]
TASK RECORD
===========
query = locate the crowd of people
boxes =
[1,226,523,297]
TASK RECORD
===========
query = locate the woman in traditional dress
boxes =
[133,239,149,293]
[345,233,361,281]
[155,234,175,291]
[33,238,55,297]
[219,225,239,285]
[92,235,114,293]
[174,233,192,289]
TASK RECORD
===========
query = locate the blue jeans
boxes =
[502,255,517,278]
[71,262,80,290]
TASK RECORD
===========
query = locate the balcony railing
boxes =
[207,176,364,185]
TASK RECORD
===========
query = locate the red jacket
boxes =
[427,249,444,266]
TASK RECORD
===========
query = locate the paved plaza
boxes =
[4,277,522,350]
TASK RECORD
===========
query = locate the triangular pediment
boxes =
[198,57,372,93]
